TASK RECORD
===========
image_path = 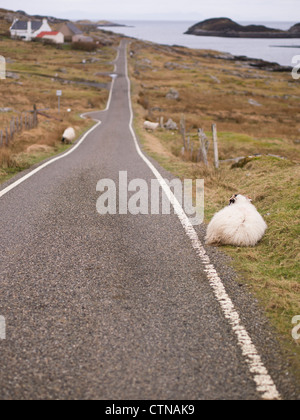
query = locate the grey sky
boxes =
[1,0,299,21]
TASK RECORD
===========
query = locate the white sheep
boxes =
[144,121,159,131]
[61,127,76,144]
[205,194,267,247]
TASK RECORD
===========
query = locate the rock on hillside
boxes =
[289,23,300,34]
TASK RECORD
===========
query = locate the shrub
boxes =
[71,42,98,52]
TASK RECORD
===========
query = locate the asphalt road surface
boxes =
[0,40,299,400]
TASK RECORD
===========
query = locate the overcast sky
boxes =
[1,0,299,21]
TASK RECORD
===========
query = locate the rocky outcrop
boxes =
[185,18,300,38]
[289,23,300,34]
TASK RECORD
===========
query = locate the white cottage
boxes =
[10,19,52,41]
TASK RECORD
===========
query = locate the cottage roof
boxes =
[37,31,59,38]
[66,22,83,35]
[11,20,43,32]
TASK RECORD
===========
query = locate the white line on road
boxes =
[0,120,101,199]
[124,43,281,401]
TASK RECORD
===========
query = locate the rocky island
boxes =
[185,18,300,38]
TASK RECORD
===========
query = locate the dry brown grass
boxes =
[0,147,17,168]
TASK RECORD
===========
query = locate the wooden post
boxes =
[5,127,9,145]
[33,104,38,127]
[198,128,209,167]
[197,147,201,162]
[10,119,14,141]
[180,115,186,149]
[212,123,219,169]
[0,130,2,147]
[190,143,194,161]
[160,116,164,129]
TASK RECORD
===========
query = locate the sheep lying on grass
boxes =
[62,127,76,144]
[205,194,267,247]
[144,121,159,131]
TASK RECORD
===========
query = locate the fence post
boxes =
[198,128,209,167]
[180,115,186,150]
[0,130,2,147]
[160,116,164,129]
[212,123,219,169]
[10,118,14,141]
[5,127,9,145]
[33,104,38,127]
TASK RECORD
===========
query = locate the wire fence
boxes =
[0,106,38,148]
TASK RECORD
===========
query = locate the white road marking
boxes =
[0,45,122,200]
[104,75,116,112]
[0,120,101,199]
[124,43,281,401]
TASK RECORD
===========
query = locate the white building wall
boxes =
[42,33,65,44]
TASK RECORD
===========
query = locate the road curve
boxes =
[0,40,298,400]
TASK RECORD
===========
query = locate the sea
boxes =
[106,20,300,67]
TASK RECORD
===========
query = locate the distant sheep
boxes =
[205,194,267,247]
[144,121,159,131]
[62,127,76,144]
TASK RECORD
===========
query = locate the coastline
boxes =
[105,21,299,67]
[102,28,293,71]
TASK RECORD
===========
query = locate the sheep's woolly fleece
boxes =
[62,127,76,144]
[144,121,159,131]
[205,195,267,247]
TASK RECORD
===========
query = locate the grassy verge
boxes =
[0,120,96,185]
[128,40,300,378]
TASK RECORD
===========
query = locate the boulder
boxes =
[164,118,178,130]
[166,88,180,100]
[248,99,262,107]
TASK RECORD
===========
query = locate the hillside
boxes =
[185,17,300,38]
[0,7,67,32]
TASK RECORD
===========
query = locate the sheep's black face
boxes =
[229,194,239,205]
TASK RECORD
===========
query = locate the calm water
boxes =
[107,20,300,66]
